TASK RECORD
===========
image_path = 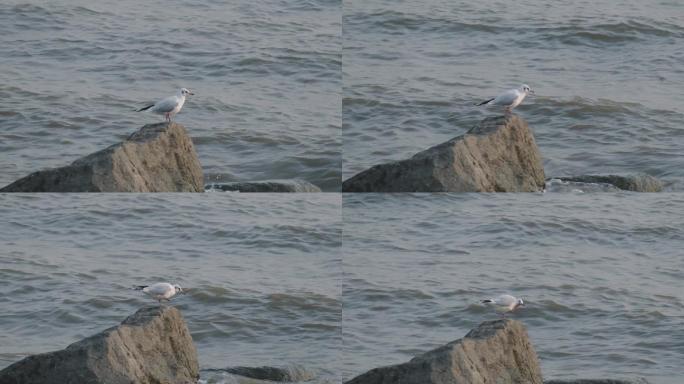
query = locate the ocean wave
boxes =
[537,20,684,46]
[344,10,501,35]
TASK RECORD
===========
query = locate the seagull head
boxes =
[173,284,183,294]
[516,298,525,308]
[179,88,195,97]
[520,84,534,95]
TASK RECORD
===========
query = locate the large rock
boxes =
[545,380,650,384]
[551,175,663,192]
[205,179,322,192]
[342,115,545,192]
[345,319,543,384]
[0,122,203,192]
[0,306,199,384]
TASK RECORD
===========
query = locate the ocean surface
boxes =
[343,0,684,191]
[0,0,341,191]
[0,194,341,383]
[343,193,684,384]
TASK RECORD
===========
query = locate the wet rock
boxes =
[0,306,199,384]
[205,179,322,192]
[0,122,203,192]
[342,115,545,192]
[223,365,315,381]
[551,175,663,192]
[345,319,543,384]
[545,380,650,384]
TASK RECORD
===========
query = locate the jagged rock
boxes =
[205,179,322,192]
[551,175,663,192]
[342,115,545,192]
[223,365,315,381]
[345,319,543,384]
[0,306,199,384]
[545,380,650,384]
[0,122,203,192]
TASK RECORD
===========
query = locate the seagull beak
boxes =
[529,90,535,95]
[189,91,195,96]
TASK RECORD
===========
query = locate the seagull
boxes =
[134,282,183,306]
[136,88,195,122]
[481,294,525,317]
[477,84,534,113]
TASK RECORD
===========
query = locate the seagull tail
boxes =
[133,285,148,291]
[476,98,495,106]
[481,299,494,303]
[136,104,154,112]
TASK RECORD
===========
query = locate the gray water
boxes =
[0,194,341,383]
[343,0,684,190]
[343,193,684,384]
[0,0,341,191]
[3,1,684,383]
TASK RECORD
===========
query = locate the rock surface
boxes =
[345,319,543,384]
[0,306,199,384]
[545,380,650,384]
[205,179,322,192]
[0,122,203,192]
[342,115,545,192]
[223,365,315,381]
[551,175,663,192]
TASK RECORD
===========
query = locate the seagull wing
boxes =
[151,96,179,113]
[495,294,517,306]
[145,282,173,295]
[492,89,520,106]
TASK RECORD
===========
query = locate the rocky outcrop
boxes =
[551,175,663,192]
[0,122,203,192]
[0,306,199,384]
[545,380,650,384]
[222,365,315,381]
[342,115,545,192]
[345,319,543,384]
[205,179,322,192]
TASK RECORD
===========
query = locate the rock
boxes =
[0,306,199,384]
[345,319,543,384]
[551,175,663,192]
[205,179,322,192]
[222,365,315,381]
[545,380,650,384]
[0,122,203,192]
[342,115,545,192]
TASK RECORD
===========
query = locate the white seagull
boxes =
[477,84,534,112]
[134,282,183,306]
[136,88,195,122]
[481,294,525,317]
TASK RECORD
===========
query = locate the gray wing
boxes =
[151,96,179,113]
[146,283,173,295]
[492,89,519,106]
[495,294,517,306]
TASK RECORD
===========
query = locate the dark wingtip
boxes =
[133,285,148,290]
[476,98,495,106]
[136,104,154,112]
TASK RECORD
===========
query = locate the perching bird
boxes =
[134,282,183,306]
[136,88,195,122]
[477,84,534,112]
[481,294,525,317]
